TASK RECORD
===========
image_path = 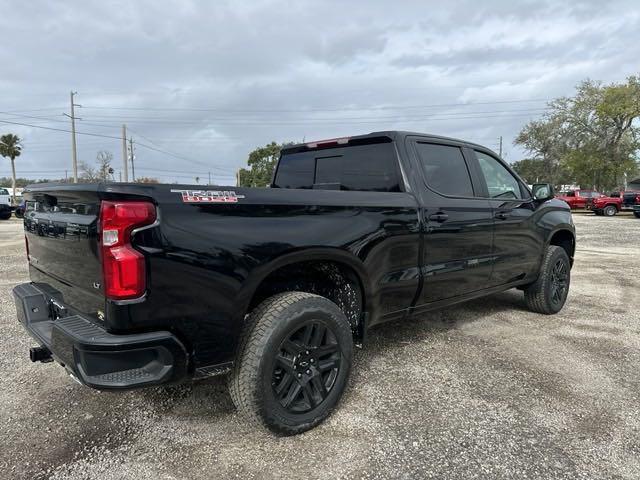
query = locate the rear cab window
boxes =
[273,139,402,192]
[413,142,475,197]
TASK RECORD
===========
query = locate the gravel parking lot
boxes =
[1,213,638,479]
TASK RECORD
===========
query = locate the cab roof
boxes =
[281,131,491,155]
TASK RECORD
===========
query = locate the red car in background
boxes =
[556,189,603,209]
[592,194,623,216]
[591,191,640,216]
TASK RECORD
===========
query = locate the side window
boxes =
[475,151,523,199]
[414,142,474,197]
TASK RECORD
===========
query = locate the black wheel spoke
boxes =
[282,340,301,355]
[275,354,295,374]
[311,375,328,400]
[310,323,326,347]
[282,382,302,408]
[302,382,318,408]
[316,343,339,357]
[301,323,314,345]
[275,372,295,396]
[319,357,340,372]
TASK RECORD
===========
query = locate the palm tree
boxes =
[0,134,22,204]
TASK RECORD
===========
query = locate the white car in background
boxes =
[0,188,12,220]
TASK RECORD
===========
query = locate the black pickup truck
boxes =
[14,131,575,434]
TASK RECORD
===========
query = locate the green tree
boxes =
[0,133,22,204]
[238,141,292,187]
[514,117,568,185]
[515,75,640,192]
[511,158,548,184]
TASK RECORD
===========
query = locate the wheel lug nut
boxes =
[297,373,302,378]
[305,350,309,355]
[306,369,311,375]
[310,359,314,363]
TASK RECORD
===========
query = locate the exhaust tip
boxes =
[30,346,52,363]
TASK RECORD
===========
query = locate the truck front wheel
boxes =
[523,245,571,314]
[603,205,617,216]
[229,292,353,435]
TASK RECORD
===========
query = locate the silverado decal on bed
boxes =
[170,189,246,203]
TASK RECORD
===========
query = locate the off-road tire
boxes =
[634,211,640,219]
[524,245,571,314]
[229,292,353,435]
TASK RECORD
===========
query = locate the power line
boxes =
[78,98,550,113]
[126,127,237,172]
[0,118,235,172]
[0,118,122,140]
[71,107,550,123]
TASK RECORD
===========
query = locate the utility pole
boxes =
[236,169,240,187]
[64,91,81,182]
[498,136,503,158]
[208,172,211,185]
[128,137,136,182]
[121,125,129,182]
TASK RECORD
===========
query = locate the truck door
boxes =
[408,139,494,305]
[470,149,541,286]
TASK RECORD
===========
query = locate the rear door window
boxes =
[414,142,474,197]
[274,141,401,192]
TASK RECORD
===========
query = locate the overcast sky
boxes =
[1,0,638,184]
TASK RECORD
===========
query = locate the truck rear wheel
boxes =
[603,205,617,216]
[229,292,353,435]
[523,245,570,315]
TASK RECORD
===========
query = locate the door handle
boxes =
[495,211,510,220]
[428,212,449,223]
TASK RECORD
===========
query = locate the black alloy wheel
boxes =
[549,258,569,307]
[272,320,341,413]
[524,245,571,314]
[229,292,353,435]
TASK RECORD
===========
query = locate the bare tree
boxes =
[96,151,114,182]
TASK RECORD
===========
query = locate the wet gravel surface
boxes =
[1,213,639,479]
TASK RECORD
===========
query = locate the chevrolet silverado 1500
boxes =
[14,131,575,434]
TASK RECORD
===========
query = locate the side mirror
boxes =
[532,183,555,201]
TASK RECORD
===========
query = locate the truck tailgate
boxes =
[24,187,104,318]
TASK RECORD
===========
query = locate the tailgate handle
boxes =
[428,212,449,223]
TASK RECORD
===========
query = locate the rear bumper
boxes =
[13,282,188,390]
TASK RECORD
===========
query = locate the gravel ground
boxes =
[0,212,639,479]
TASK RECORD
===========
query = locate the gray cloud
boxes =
[0,0,638,183]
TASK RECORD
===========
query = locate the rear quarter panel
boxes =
[120,186,421,369]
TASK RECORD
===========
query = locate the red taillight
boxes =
[100,201,156,300]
